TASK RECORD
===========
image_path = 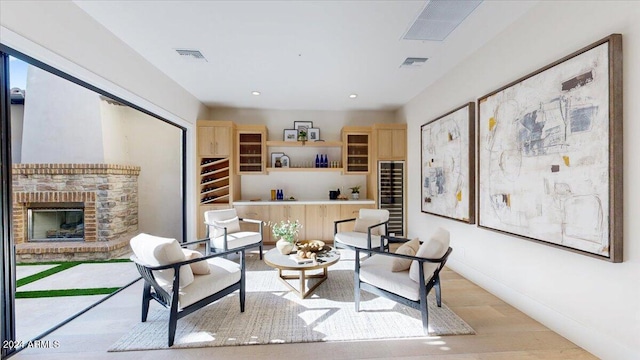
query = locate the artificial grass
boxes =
[16,258,132,288]
[15,287,121,299]
[16,259,135,298]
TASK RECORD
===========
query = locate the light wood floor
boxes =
[11,252,596,360]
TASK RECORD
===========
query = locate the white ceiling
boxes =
[74,1,537,112]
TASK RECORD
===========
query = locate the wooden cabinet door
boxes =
[213,126,231,156]
[234,205,269,242]
[343,129,370,174]
[377,129,406,160]
[377,129,393,160]
[198,126,231,156]
[268,205,305,243]
[304,205,324,241]
[198,126,215,156]
[305,204,340,241]
[391,128,406,159]
[237,131,265,174]
[323,204,341,242]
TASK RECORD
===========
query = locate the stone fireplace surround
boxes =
[12,164,140,262]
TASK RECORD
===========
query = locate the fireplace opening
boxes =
[28,203,85,242]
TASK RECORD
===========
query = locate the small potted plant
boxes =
[298,129,307,143]
[349,185,361,200]
[269,220,303,254]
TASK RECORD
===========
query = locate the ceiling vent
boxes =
[175,49,208,62]
[400,57,428,68]
[403,0,483,41]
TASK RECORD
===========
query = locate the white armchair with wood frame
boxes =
[129,233,245,347]
[204,208,263,259]
[354,228,452,334]
[334,208,390,251]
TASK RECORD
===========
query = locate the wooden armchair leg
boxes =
[141,282,152,322]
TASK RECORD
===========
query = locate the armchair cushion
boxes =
[130,233,194,288]
[334,231,387,249]
[354,217,383,235]
[409,228,450,283]
[182,249,210,275]
[359,254,420,301]
[391,238,421,272]
[177,257,242,309]
[210,231,262,250]
[210,216,241,238]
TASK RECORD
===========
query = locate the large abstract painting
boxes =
[478,34,622,262]
[421,103,475,223]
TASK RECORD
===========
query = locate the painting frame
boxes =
[270,152,285,168]
[420,102,475,224]
[283,129,297,142]
[293,121,313,138]
[307,128,320,141]
[477,34,622,262]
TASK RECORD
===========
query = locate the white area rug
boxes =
[109,251,474,351]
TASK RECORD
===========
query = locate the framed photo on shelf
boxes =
[270,152,284,167]
[283,129,297,142]
[280,155,290,168]
[308,128,320,141]
[294,121,313,138]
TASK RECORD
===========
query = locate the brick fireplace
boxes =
[12,164,140,262]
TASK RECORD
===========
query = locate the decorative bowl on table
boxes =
[297,240,325,252]
[295,240,326,259]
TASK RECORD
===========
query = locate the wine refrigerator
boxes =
[378,161,405,236]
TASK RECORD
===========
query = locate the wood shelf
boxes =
[201,175,229,187]
[266,140,342,147]
[201,194,229,204]
[200,167,229,177]
[200,158,229,167]
[199,157,230,204]
[266,167,343,173]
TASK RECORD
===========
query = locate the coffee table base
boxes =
[277,267,328,299]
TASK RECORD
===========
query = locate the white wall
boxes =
[210,107,397,142]
[10,104,23,163]
[101,103,183,240]
[399,2,640,359]
[210,107,393,199]
[21,66,105,163]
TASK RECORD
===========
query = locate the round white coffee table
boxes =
[263,245,341,299]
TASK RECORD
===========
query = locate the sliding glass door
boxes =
[0,45,187,358]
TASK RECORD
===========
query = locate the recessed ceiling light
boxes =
[251,91,261,96]
[349,94,358,99]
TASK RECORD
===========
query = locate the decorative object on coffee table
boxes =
[269,220,302,255]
